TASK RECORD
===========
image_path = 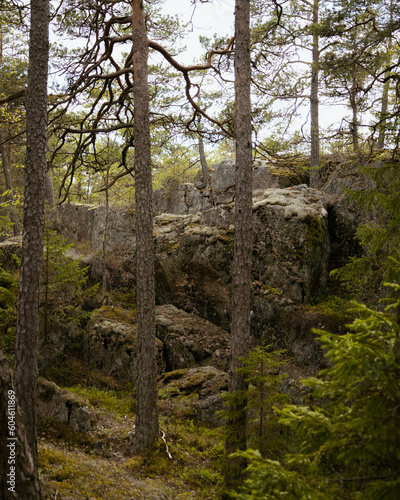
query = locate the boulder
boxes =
[50,203,136,253]
[49,184,335,342]
[154,185,331,332]
[0,236,22,270]
[84,306,165,383]
[154,180,209,215]
[158,366,228,426]
[154,159,307,215]
[45,158,365,369]
[37,377,91,432]
[83,304,229,384]
[251,185,330,302]
[155,304,229,372]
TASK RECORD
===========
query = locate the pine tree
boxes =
[231,279,400,499]
[132,0,159,453]
[14,0,49,481]
[224,0,253,494]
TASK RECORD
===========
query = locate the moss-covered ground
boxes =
[38,370,225,499]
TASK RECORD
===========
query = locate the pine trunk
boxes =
[132,0,159,453]
[45,169,55,208]
[199,135,211,188]
[310,0,320,187]
[350,73,359,150]
[377,78,389,150]
[0,347,41,498]
[14,0,49,478]
[224,0,252,492]
[377,0,393,150]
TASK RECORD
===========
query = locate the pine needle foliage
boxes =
[0,265,18,354]
[231,279,400,499]
[331,160,400,299]
[42,230,91,307]
[237,346,290,459]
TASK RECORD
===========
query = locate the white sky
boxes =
[164,0,235,63]
[159,1,346,140]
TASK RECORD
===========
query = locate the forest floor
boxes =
[38,357,225,500]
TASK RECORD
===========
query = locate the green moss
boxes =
[159,369,187,384]
[165,241,181,254]
[309,293,352,331]
[63,385,134,416]
[108,289,137,312]
[306,216,324,252]
[38,378,58,402]
[262,285,283,296]
[39,446,125,499]
[92,305,136,324]
[38,419,93,450]
[216,234,233,244]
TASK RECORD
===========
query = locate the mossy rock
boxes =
[159,366,228,399]
[91,305,137,324]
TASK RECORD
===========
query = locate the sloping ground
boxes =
[38,373,225,499]
[39,441,186,500]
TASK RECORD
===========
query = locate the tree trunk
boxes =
[377,0,393,151]
[14,0,49,479]
[132,0,159,453]
[310,0,320,187]
[199,135,211,188]
[0,130,20,236]
[224,0,252,493]
[350,72,359,150]
[377,78,389,150]
[0,347,41,498]
[45,168,55,208]
[101,167,110,298]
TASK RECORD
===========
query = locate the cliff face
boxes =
[48,157,368,369]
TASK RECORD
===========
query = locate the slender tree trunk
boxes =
[350,72,359,150]
[377,78,390,150]
[0,130,20,236]
[224,0,252,493]
[132,0,159,453]
[101,167,109,298]
[199,135,211,187]
[0,347,41,498]
[14,0,49,480]
[45,168,55,208]
[377,0,393,151]
[310,0,320,187]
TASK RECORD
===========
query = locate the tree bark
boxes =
[377,78,389,150]
[310,0,320,187]
[45,169,55,208]
[199,135,211,188]
[14,0,49,478]
[0,347,41,499]
[224,0,252,492]
[132,0,159,453]
[350,72,359,150]
[377,0,393,151]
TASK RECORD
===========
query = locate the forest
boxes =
[0,0,400,498]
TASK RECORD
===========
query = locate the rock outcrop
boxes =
[156,304,229,372]
[37,377,91,432]
[84,306,164,383]
[154,159,308,214]
[159,366,228,426]
[83,304,230,384]
[48,156,365,369]
[0,236,22,270]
